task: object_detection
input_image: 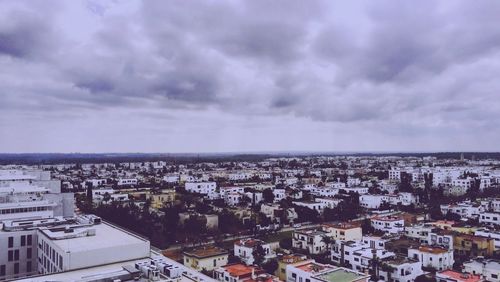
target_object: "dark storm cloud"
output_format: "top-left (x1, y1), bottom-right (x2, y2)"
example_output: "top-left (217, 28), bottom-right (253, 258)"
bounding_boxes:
top-left (74, 78), bottom-right (115, 94)
top-left (0, 11), bottom-right (55, 59)
top-left (2, 0), bottom-right (500, 152)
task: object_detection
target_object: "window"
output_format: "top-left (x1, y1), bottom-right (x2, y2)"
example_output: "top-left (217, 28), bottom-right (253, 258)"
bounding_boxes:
top-left (8, 237), bottom-right (14, 248)
top-left (21, 235), bottom-right (26, 246)
top-left (492, 274), bottom-right (498, 279)
top-left (27, 235), bottom-right (32, 245)
top-left (27, 248), bottom-right (32, 259)
top-left (27, 261), bottom-right (32, 272)
top-left (14, 263), bottom-right (19, 274)
top-left (8, 250), bottom-right (13, 261)
top-left (14, 250), bottom-right (19, 260)
top-left (0, 265), bottom-right (5, 276)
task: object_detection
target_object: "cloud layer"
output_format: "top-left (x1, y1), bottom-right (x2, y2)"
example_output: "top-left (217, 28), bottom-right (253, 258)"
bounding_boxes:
top-left (1, 0), bottom-right (500, 153)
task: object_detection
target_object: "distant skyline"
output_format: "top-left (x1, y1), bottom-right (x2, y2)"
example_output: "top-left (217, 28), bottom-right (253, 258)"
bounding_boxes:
top-left (1, 1), bottom-right (500, 153)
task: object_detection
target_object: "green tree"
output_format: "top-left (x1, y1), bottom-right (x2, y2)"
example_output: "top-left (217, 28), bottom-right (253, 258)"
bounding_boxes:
top-left (262, 259), bottom-right (279, 274)
top-left (252, 244), bottom-right (267, 266)
top-left (263, 188), bottom-right (275, 203)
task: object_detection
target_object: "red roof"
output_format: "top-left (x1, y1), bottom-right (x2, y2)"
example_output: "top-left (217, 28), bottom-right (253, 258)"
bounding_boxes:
top-left (437, 270), bottom-right (481, 282)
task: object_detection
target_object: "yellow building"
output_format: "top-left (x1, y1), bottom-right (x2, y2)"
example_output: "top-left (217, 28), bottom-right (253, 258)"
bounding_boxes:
top-left (454, 234), bottom-right (495, 257)
top-left (322, 223), bottom-right (363, 242)
top-left (183, 246), bottom-right (229, 271)
top-left (276, 254), bottom-right (308, 280)
top-left (149, 189), bottom-right (176, 209)
top-left (429, 220), bottom-right (477, 235)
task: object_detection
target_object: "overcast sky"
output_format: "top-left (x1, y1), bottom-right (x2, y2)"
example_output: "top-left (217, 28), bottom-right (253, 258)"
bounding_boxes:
top-left (1, 0), bottom-right (500, 153)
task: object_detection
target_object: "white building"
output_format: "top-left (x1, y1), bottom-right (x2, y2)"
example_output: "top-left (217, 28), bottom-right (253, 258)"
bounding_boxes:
top-left (37, 216), bottom-right (150, 274)
top-left (405, 224), bottom-right (434, 244)
top-left (331, 241), bottom-right (394, 273)
top-left (428, 231), bottom-right (454, 250)
top-left (340, 187), bottom-right (369, 194)
top-left (185, 182), bottom-right (217, 195)
top-left (163, 174), bottom-right (180, 183)
top-left (315, 198), bottom-right (343, 209)
top-left (408, 246), bottom-right (454, 271)
top-left (463, 259), bottom-right (500, 282)
top-left (479, 212), bottom-right (500, 226)
top-left (273, 189), bottom-right (286, 202)
top-left (491, 199), bottom-right (500, 212)
top-left (322, 223), bottom-right (362, 242)
top-left (308, 187), bottom-right (338, 198)
top-left (233, 239), bottom-right (275, 265)
top-left (371, 216), bottom-right (405, 234)
top-left (378, 257), bottom-right (423, 282)
top-left (293, 201), bottom-right (327, 214)
top-left (85, 179), bottom-right (107, 187)
top-left (440, 202), bottom-right (483, 219)
top-left (475, 229), bottom-right (500, 250)
top-left (117, 178), bottom-right (138, 186)
top-left (292, 228), bottom-right (328, 255)
top-left (451, 177), bottom-right (475, 190)
top-left (16, 251), bottom-right (215, 282)
top-left (286, 260), bottom-right (369, 282)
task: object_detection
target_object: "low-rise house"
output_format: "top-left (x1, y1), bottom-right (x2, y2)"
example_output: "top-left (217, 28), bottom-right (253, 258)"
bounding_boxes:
top-left (371, 216), bottom-right (405, 234)
top-left (179, 212), bottom-right (219, 230)
top-left (183, 246), bottom-right (228, 271)
top-left (334, 241), bottom-right (395, 273)
top-left (428, 230), bottom-right (454, 250)
top-left (463, 259), bottom-right (500, 282)
top-left (378, 256), bottom-right (423, 282)
top-left (408, 246), bottom-right (454, 271)
top-left (440, 202), bottom-right (483, 219)
top-left (276, 254), bottom-right (308, 281)
top-left (315, 198), bottom-right (343, 209)
top-left (246, 191), bottom-right (263, 204)
top-left (234, 239), bottom-right (276, 265)
top-left (149, 190), bottom-right (176, 209)
top-left (362, 235), bottom-right (390, 249)
top-left (475, 228), bottom-right (500, 250)
top-left (85, 179), bottom-right (107, 187)
top-left (260, 204), bottom-right (297, 223)
top-left (117, 178), bottom-right (138, 186)
top-left (322, 223), bottom-right (362, 242)
top-left (308, 187), bottom-right (338, 198)
top-left (185, 182), bottom-right (217, 195)
top-left (435, 270), bottom-right (482, 282)
top-left (479, 212), bottom-right (500, 226)
top-left (454, 233), bottom-right (495, 257)
top-left (215, 263), bottom-right (279, 282)
top-left (405, 224), bottom-right (435, 244)
top-left (286, 260), bottom-right (369, 282)
top-left (292, 228), bottom-right (328, 255)
top-left (293, 201), bottom-right (327, 214)
top-left (163, 174), bottom-right (179, 183)
top-left (339, 187), bottom-right (369, 194)
top-left (273, 189), bottom-right (286, 202)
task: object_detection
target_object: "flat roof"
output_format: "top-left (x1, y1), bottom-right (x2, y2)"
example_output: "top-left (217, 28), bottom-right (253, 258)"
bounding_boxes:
top-left (418, 246), bottom-right (449, 254)
top-left (14, 258), bottom-right (151, 282)
top-left (39, 221), bottom-right (149, 253)
top-left (315, 268), bottom-right (369, 282)
top-left (183, 246), bottom-right (228, 259)
top-left (222, 263), bottom-right (263, 277)
top-left (295, 262), bottom-right (333, 273)
top-left (437, 270), bottom-right (481, 282)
